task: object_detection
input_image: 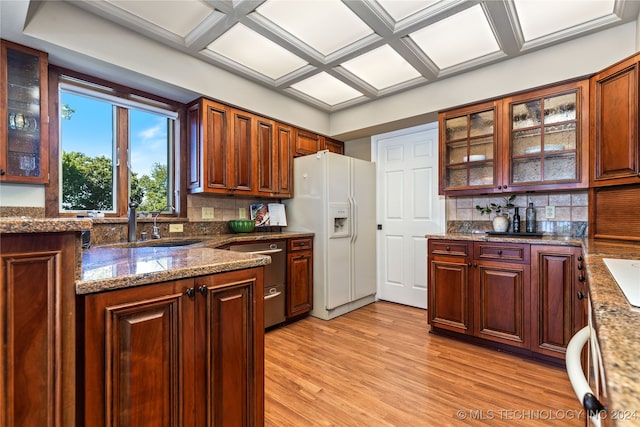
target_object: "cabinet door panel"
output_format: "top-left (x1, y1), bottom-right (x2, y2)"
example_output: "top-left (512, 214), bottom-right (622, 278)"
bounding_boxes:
top-left (294, 129), bottom-right (321, 157)
top-left (531, 245), bottom-right (583, 357)
top-left (429, 259), bottom-right (470, 334)
top-left (591, 59), bottom-right (640, 185)
top-left (231, 110), bottom-right (254, 193)
top-left (256, 119), bottom-right (276, 194)
top-left (276, 124), bottom-right (293, 197)
top-left (204, 102), bottom-right (230, 190)
top-left (287, 251), bottom-right (313, 318)
top-left (475, 263), bottom-right (529, 347)
top-left (82, 280), bottom-right (195, 427)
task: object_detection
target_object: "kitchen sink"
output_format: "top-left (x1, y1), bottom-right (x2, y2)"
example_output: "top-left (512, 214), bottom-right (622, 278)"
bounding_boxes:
top-left (143, 239), bottom-right (203, 248)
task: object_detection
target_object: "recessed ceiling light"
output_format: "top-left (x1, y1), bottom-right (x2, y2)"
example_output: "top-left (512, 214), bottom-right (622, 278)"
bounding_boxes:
top-left (514, 0), bottom-right (615, 41)
top-left (255, 0), bottom-right (373, 56)
top-left (341, 45), bottom-right (421, 90)
top-left (409, 4), bottom-right (500, 69)
top-left (205, 24), bottom-right (308, 80)
top-left (290, 72), bottom-right (363, 106)
top-left (106, 0), bottom-right (212, 37)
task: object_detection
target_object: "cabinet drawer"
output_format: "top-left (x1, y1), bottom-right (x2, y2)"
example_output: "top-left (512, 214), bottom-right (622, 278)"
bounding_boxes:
top-left (474, 242), bottom-right (529, 263)
top-left (289, 237), bottom-right (313, 251)
top-left (429, 240), bottom-right (469, 257)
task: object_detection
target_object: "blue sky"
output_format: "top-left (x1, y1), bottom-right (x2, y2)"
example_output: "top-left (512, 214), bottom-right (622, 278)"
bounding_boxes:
top-left (60, 92), bottom-right (168, 176)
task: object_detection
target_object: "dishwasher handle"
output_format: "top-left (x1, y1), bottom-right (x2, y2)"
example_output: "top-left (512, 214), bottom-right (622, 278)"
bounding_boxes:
top-left (244, 248), bottom-right (283, 255)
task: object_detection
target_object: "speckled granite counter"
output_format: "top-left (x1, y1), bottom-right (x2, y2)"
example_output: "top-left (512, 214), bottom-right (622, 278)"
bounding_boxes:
top-left (427, 233), bottom-right (640, 425)
top-left (0, 217), bottom-right (92, 233)
top-left (78, 232), bottom-right (314, 294)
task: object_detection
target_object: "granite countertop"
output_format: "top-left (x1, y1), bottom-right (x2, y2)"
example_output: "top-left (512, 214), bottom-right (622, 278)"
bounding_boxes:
top-left (425, 232), bottom-right (582, 246)
top-left (427, 233), bottom-right (640, 424)
top-left (78, 231), bottom-right (314, 294)
top-left (0, 217), bottom-right (92, 233)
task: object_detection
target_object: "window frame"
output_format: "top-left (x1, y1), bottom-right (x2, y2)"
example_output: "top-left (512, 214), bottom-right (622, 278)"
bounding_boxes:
top-left (47, 66), bottom-right (187, 218)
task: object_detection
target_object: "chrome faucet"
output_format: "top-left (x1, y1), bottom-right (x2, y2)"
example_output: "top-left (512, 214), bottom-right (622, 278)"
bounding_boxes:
top-left (127, 200), bottom-right (139, 242)
top-left (152, 211), bottom-right (162, 239)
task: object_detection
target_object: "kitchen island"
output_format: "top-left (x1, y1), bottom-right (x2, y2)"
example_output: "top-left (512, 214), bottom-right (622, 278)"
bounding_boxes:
top-left (427, 233), bottom-right (640, 426)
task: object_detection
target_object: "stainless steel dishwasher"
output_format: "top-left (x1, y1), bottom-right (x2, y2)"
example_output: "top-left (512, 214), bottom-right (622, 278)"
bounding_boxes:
top-left (229, 241), bottom-right (286, 328)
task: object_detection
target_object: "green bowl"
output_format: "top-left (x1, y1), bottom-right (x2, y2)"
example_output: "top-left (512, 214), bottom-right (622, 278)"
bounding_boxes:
top-left (228, 219), bottom-right (256, 233)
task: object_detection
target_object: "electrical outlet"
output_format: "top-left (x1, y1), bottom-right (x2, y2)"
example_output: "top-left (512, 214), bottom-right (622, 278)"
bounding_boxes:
top-left (545, 205), bottom-right (556, 219)
top-left (238, 207), bottom-right (247, 218)
top-left (169, 223), bottom-right (183, 233)
top-left (202, 207), bottom-right (214, 219)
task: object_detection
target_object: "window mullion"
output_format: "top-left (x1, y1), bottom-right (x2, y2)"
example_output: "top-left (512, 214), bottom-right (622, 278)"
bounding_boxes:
top-left (116, 106), bottom-right (129, 217)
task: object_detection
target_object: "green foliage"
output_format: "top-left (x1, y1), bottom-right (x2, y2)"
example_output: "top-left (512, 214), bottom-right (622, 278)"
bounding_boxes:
top-left (62, 151), bottom-right (113, 210)
top-left (62, 152), bottom-right (168, 213)
top-left (61, 104), bottom-right (75, 120)
top-left (475, 194), bottom-right (516, 216)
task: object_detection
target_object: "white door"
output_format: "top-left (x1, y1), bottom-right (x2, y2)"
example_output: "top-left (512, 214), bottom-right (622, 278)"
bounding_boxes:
top-left (373, 123), bottom-right (444, 308)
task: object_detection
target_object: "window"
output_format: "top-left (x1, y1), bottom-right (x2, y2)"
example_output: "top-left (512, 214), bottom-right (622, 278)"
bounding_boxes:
top-left (56, 76), bottom-right (178, 216)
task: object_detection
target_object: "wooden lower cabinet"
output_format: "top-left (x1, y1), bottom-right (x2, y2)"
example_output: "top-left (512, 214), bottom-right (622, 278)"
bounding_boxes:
top-left (474, 261), bottom-right (529, 348)
top-left (428, 256), bottom-right (471, 334)
top-left (286, 238), bottom-right (313, 319)
top-left (80, 267), bottom-right (264, 427)
top-left (0, 232), bottom-right (78, 427)
top-left (531, 245), bottom-right (586, 358)
top-left (428, 239), bottom-right (584, 360)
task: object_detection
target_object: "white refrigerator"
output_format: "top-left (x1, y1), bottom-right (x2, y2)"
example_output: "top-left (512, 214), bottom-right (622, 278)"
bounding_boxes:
top-left (284, 151), bottom-right (376, 320)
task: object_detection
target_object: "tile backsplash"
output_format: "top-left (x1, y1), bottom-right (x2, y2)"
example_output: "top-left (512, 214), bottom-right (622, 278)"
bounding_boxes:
top-left (446, 190), bottom-right (588, 236)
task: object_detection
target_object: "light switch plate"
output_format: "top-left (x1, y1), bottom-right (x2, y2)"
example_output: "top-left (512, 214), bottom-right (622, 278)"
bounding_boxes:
top-left (545, 205), bottom-right (556, 219)
top-left (169, 223), bottom-right (183, 233)
top-left (238, 207), bottom-right (247, 218)
top-left (202, 207), bottom-right (214, 219)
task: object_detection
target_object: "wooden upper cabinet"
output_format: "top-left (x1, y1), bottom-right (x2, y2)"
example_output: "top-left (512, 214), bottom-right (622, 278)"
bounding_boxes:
top-left (323, 137), bottom-right (344, 155)
top-left (229, 108), bottom-right (256, 195)
top-left (438, 79), bottom-right (589, 195)
top-left (590, 53), bottom-right (640, 186)
top-left (503, 79), bottom-right (589, 192)
top-left (275, 123), bottom-right (293, 198)
top-left (439, 100), bottom-right (501, 195)
top-left (1, 40), bottom-right (49, 183)
top-left (294, 128), bottom-right (322, 157)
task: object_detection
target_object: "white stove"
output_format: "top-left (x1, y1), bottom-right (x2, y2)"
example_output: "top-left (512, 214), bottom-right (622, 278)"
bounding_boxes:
top-left (603, 258), bottom-right (640, 308)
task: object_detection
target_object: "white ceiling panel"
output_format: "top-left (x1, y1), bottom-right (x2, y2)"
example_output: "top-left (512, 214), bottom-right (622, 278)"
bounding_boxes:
top-left (291, 72), bottom-right (363, 106)
top-left (64, 0), bottom-right (638, 112)
top-left (205, 24), bottom-right (308, 80)
top-left (341, 45), bottom-right (421, 90)
top-left (514, 0), bottom-right (616, 41)
top-left (255, 0), bottom-right (374, 56)
top-left (105, 0), bottom-right (212, 37)
top-left (409, 5), bottom-right (500, 69)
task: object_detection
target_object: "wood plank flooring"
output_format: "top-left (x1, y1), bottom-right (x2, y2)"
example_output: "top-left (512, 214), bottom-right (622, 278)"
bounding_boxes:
top-left (264, 301), bottom-right (584, 426)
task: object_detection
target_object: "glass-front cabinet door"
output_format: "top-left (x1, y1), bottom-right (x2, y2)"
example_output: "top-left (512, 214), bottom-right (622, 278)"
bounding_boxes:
top-left (504, 80), bottom-right (589, 191)
top-left (439, 101), bottom-right (501, 194)
top-left (1, 40), bottom-right (49, 183)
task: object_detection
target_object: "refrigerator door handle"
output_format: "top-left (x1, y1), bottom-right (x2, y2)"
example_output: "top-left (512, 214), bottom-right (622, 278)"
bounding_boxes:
top-left (350, 196), bottom-right (358, 243)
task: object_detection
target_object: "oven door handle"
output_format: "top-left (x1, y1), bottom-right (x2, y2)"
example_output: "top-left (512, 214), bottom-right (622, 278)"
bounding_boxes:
top-left (264, 291), bottom-right (282, 300)
top-left (245, 248), bottom-right (283, 255)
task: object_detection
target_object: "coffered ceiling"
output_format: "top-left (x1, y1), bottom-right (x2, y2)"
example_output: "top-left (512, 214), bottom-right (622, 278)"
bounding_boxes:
top-left (67, 0), bottom-right (637, 112)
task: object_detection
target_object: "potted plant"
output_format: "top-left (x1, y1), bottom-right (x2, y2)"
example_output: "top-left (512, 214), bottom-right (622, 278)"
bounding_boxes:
top-left (475, 194), bottom-right (516, 232)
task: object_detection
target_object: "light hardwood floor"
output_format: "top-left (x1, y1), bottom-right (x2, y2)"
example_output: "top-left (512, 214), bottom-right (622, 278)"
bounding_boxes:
top-left (264, 301), bottom-right (584, 426)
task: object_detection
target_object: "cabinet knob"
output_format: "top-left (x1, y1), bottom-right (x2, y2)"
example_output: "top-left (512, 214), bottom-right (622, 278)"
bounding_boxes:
top-left (577, 264), bottom-right (583, 270)
top-left (474, 263), bottom-right (478, 268)
top-left (578, 275), bottom-right (585, 282)
top-left (446, 246), bottom-right (451, 251)
top-left (577, 291), bottom-right (586, 300)
top-left (199, 285), bottom-right (208, 295)
top-left (577, 256), bottom-right (583, 262)
top-left (468, 262), bottom-right (472, 268)
top-left (503, 184), bottom-right (507, 189)
top-left (497, 249), bottom-right (502, 255)
top-left (497, 185), bottom-right (502, 190)
top-left (186, 288), bottom-right (195, 297)
top-left (0, 169), bottom-right (5, 176)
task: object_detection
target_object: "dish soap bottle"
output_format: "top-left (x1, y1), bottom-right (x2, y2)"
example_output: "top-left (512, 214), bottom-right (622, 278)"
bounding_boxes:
top-left (526, 202), bottom-right (536, 233)
top-left (512, 207), bottom-right (521, 233)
